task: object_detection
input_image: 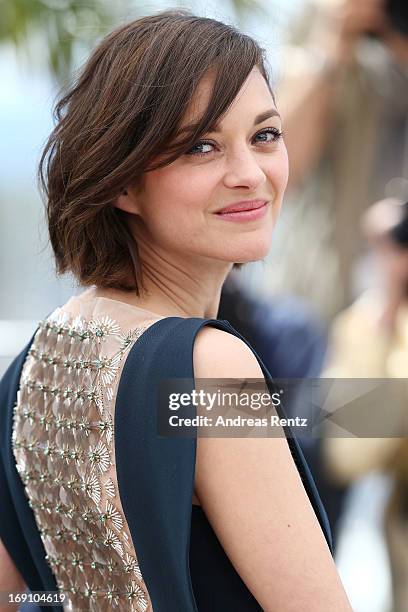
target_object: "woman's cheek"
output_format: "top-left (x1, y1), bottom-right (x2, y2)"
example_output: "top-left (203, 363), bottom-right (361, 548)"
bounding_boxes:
top-left (177, 168), bottom-right (214, 205)
top-left (277, 146), bottom-right (289, 190)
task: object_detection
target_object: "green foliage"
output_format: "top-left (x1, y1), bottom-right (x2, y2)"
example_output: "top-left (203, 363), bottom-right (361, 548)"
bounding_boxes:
top-left (0, 0), bottom-right (120, 81)
top-left (0, 0), bottom-right (265, 81)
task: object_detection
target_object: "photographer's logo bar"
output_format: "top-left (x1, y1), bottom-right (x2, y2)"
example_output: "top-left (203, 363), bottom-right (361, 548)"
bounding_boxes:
top-left (157, 377), bottom-right (408, 438)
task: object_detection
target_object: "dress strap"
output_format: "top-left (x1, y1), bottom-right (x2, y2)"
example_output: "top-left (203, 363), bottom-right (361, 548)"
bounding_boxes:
top-left (115, 316), bottom-right (333, 612)
top-left (0, 328), bottom-right (62, 611)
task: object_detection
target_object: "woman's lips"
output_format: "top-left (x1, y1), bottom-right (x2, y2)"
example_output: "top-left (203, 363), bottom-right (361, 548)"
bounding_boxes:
top-left (215, 201), bottom-right (268, 222)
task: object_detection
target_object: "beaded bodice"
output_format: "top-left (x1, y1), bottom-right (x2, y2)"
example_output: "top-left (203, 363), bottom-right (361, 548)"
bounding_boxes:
top-left (11, 290), bottom-right (164, 611)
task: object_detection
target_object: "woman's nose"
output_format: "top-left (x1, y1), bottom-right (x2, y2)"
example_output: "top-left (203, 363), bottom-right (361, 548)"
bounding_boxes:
top-left (223, 150), bottom-right (266, 190)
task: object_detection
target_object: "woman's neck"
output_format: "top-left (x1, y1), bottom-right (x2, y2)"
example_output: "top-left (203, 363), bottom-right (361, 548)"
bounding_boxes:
top-left (89, 279), bottom-right (227, 320)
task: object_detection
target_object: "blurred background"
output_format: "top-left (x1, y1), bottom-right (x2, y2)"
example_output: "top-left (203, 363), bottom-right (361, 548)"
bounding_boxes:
top-left (1, 0), bottom-right (408, 610)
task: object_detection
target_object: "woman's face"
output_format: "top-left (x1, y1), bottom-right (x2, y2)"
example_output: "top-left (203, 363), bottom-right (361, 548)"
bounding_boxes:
top-left (119, 66), bottom-right (288, 267)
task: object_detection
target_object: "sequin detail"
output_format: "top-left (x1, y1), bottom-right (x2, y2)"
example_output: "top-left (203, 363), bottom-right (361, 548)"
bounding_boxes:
top-left (12, 308), bottom-right (151, 611)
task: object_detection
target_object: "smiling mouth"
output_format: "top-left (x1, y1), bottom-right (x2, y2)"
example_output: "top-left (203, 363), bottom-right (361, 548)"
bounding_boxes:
top-left (214, 202), bottom-right (269, 222)
top-left (215, 199), bottom-right (268, 214)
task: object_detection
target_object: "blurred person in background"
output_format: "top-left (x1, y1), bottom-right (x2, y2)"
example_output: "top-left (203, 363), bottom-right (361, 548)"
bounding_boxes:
top-left (271, 0), bottom-right (408, 321)
top-left (322, 198), bottom-right (408, 382)
top-left (219, 272), bottom-right (327, 383)
top-left (322, 199), bottom-right (408, 611)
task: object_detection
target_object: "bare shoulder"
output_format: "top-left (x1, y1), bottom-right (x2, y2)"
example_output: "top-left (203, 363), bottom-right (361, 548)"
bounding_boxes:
top-left (191, 326), bottom-right (352, 611)
top-left (193, 325), bottom-right (264, 379)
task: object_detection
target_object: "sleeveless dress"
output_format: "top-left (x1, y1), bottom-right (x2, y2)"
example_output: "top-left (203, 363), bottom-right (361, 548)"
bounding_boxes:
top-left (0, 289), bottom-right (333, 611)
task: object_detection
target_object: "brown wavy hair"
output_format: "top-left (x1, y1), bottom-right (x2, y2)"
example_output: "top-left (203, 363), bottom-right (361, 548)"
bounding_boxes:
top-left (39, 8), bottom-right (274, 293)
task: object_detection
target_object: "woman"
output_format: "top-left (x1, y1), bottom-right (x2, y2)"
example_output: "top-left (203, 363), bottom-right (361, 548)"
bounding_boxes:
top-left (0, 9), bottom-right (352, 611)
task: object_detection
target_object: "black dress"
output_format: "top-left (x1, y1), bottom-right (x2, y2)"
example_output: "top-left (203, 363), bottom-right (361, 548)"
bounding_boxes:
top-left (0, 312), bottom-right (332, 611)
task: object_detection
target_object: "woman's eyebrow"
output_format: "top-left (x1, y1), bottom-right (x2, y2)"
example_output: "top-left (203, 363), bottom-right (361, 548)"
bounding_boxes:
top-left (178, 108), bottom-right (280, 137)
top-left (209, 108), bottom-right (281, 133)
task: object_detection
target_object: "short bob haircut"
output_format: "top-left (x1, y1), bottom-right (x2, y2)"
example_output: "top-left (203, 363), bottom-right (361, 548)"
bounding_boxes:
top-left (39, 8), bottom-right (275, 293)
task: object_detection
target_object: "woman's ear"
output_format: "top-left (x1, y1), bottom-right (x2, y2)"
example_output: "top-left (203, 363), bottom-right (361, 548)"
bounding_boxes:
top-left (114, 187), bottom-right (140, 214)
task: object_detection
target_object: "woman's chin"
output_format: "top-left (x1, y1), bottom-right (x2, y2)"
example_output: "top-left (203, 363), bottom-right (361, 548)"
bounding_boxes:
top-left (223, 243), bottom-right (272, 264)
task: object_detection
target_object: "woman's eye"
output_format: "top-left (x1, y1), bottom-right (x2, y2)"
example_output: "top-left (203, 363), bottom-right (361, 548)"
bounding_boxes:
top-left (185, 127), bottom-right (283, 158)
top-left (186, 141), bottom-right (215, 157)
top-left (253, 127), bottom-right (283, 144)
